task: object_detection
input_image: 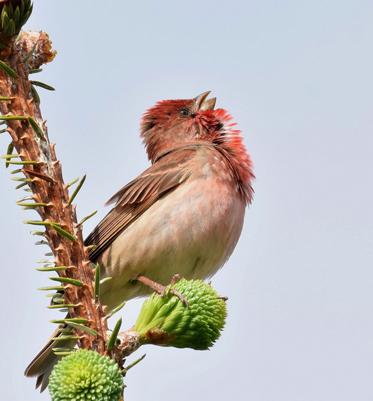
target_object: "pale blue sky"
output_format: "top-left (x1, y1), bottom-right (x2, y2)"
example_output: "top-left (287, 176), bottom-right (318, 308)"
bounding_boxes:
top-left (1, 1), bottom-right (373, 400)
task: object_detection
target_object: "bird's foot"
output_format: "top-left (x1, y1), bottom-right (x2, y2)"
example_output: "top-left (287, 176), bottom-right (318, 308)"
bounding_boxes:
top-left (136, 275), bottom-right (165, 294)
top-left (170, 273), bottom-right (182, 285)
top-left (166, 288), bottom-right (189, 307)
top-left (136, 274), bottom-right (188, 307)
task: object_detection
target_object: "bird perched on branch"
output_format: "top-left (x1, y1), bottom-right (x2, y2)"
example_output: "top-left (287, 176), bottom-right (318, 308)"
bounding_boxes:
top-left (25, 91), bottom-right (255, 390)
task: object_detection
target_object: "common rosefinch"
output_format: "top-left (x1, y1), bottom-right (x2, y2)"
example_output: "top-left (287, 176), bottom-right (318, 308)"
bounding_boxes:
top-left (25, 91), bottom-right (254, 390)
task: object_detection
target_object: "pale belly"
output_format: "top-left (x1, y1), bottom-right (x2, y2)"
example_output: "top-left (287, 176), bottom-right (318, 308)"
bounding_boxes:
top-left (98, 178), bottom-right (245, 310)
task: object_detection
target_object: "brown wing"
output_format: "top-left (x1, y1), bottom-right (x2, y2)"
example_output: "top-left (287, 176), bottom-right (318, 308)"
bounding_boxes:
top-left (85, 147), bottom-right (197, 261)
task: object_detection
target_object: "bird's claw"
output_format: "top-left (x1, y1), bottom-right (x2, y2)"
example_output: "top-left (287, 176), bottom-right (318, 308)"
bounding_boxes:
top-left (165, 287), bottom-right (189, 307)
top-left (136, 274), bottom-right (189, 307)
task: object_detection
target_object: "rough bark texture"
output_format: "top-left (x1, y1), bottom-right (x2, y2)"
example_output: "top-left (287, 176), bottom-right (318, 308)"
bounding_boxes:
top-left (0, 31), bottom-right (109, 353)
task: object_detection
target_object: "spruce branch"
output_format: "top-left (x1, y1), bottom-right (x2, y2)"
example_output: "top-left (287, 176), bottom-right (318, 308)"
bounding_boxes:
top-left (0, 29), bottom-right (110, 354)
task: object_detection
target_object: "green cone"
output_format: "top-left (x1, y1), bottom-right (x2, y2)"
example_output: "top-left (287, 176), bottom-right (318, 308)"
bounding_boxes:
top-left (49, 349), bottom-right (123, 401)
top-left (134, 279), bottom-right (227, 350)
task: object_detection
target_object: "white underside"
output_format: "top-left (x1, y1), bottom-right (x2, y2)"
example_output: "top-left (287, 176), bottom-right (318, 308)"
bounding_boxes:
top-left (98, 172), bottom-right (245, 310)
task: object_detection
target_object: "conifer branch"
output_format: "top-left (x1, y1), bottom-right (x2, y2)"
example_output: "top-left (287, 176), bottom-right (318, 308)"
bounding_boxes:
top-left (0, 29), bottom-right (110, 355)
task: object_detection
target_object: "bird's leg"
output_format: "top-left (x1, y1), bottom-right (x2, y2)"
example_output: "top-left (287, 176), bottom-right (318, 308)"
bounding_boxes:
top-left (136, 274), bottom-right (188, 306)
top-left (136, 275), bottom-right (165, 294)
top-left (167, 274), bottom-right (189, 305)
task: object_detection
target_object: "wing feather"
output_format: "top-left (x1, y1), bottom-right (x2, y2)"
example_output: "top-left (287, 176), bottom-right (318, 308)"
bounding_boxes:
top-left (85, 147), bottom-right (197, 261)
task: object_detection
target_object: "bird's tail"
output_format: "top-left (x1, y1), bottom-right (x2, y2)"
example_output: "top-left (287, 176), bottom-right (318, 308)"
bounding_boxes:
top-left (24, 324), bottom-right (77, 392)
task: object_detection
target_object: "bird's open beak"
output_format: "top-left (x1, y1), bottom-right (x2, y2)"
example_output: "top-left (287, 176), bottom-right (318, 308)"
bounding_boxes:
top-left (194, 91), bottom-right (216, 111)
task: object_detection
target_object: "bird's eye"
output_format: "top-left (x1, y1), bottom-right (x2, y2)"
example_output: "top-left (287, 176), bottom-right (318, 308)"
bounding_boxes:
top-left (179, 108), bottom-right (190, 117)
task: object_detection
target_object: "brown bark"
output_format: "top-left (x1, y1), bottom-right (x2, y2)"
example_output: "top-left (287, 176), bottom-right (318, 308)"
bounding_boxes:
top-left (0, 31), bottom-right (109, 354)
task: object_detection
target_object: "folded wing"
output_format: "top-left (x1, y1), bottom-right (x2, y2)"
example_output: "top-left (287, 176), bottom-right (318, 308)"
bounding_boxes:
top-left (85, 147), bottom-right (197, 261)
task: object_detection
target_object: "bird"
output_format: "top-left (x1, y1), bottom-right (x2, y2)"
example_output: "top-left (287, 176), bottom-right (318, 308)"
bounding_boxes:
top-left (25, 91), bottom-right (255, 391)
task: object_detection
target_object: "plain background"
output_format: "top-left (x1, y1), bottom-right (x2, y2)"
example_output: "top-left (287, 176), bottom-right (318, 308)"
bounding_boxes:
top-left (0, 1), bottom-right (372, 400)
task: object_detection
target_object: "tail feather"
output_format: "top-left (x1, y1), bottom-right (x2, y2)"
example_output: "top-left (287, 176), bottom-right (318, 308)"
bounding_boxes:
top-left (25, 324), bottom-right (77, 392)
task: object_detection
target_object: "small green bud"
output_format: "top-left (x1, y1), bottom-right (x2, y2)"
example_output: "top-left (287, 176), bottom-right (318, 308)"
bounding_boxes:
top-left (134, 279), bottom-right (227, 350)
top-left (49, 349), bottom-right (123, 401)
top-left (0, 0), bottom-right (33, 39)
